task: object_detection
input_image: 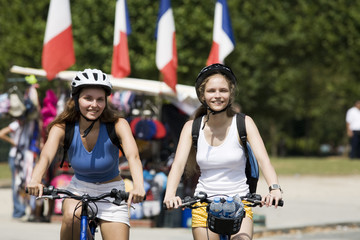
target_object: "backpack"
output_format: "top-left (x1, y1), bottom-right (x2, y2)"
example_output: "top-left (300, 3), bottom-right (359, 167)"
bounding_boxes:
top-left (60, 122), bottom-right (124, 168)
top-left (191, 113), bottom-right (259, 193)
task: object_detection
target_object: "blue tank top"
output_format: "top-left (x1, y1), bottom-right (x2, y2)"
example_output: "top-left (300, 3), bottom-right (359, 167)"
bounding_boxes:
top-left (68, 122), bottom-right (120, 183)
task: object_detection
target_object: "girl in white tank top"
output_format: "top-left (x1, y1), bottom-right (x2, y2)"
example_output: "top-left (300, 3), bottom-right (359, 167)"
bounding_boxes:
top-left (163, 63), bottom-right (283, 240)
top-left (195, 115), bottom-right (249, 197)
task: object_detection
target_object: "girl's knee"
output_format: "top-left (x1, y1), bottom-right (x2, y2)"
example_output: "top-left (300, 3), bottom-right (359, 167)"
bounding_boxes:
top-left (60, 210), bottom-right (81, 240)
top-left (232, 233), bottom-right (252, 240)
top-left (61, 200), bottom-right (81, 223)
top-left (61, 208), bottom-right (79, 225)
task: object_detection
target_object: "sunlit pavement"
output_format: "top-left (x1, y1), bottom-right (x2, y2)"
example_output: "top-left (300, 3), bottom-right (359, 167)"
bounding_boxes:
top-left (1, 175), bottom-right (360, 239)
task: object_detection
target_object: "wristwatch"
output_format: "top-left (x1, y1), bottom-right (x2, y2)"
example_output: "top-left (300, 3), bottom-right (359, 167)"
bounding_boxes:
top-left (269, 184), bottom-right (283, 193)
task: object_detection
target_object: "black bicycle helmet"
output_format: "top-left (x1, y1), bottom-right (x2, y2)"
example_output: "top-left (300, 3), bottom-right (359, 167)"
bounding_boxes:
top-left (195, 63), bottom-right (236, 101)
top-left (195, 64), bottom-right (237, 128)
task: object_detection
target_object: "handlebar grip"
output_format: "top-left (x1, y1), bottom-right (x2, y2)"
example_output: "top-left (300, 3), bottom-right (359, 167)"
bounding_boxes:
top-left (125, 192), bottom-right (147, 201)
top-left (163, 196), bottom-right (199, 210)
top-left (162, 202), bottom-right (186, 210)
top-left (25, 186), bottom-right (55, 195)
top-left (120, 191), bottom-right (129, 201)
top-left (43, 187), bottom-right (52, 195)
top-left (276, 199), bottom-right (284, 207)
top-left (119, 191), bottom-right (146, 201)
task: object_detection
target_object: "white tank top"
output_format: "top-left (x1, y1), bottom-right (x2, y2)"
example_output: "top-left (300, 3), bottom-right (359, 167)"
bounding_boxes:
top-left (194, 115), bottom-right (249, 197)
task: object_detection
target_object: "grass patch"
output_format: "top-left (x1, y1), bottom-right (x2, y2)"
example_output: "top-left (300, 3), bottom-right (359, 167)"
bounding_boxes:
top-left (0, 162), bottom-right (11, 179)
top-left (0, 157), bottom-right (359, 179)
top-left (270, 156), bottom-right (360, 176)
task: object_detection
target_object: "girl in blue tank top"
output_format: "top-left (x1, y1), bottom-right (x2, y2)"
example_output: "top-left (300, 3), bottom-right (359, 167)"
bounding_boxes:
top-left (27, 69), bottom-right (145, 240)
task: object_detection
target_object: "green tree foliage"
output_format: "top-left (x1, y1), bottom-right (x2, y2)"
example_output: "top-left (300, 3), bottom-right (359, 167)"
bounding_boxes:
top-left (0, 0), bottom-right (359, 155)
top-left (0, 1), bottom-right (47, 89)
top-left (228, 0), bottom-right (360, 155)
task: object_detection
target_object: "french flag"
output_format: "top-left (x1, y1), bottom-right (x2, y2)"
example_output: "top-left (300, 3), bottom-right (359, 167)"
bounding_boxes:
top-left (42, 0), bottom-right (75, 80)
top-left (155, 0), bottom-right (178, 93)
top-left (111, 0), bottom-right (131, 78)
top-left (206, 0), bottom-right (235, 66)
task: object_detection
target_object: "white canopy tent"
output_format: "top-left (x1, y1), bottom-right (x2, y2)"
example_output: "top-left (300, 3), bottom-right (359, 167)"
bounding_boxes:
top-left (10, 65), bottom-right (200, 115)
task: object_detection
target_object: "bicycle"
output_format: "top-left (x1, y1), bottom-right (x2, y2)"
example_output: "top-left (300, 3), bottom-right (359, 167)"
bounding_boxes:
top-left (27, 185), bottom-right (129, 240)
top-left (164, 192), bottom-right (284, 240)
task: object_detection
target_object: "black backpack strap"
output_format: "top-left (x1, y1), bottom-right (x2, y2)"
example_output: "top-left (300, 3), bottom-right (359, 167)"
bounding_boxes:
top-left (236, 113), bottom-right (257, 193)
top-left (191, 117), bottom-right (202, 149)
top-left (60, 122), bottom-right (75, 168)
top-left (236, 113), bottom-right (249, 159)
top-left (105, 122), bottom-right (125, 156)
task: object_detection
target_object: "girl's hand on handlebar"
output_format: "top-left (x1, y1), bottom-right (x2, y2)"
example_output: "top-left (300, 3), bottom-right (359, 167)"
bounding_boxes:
top-left (163, 196), bottom-right (182, 209)
top-left (128, 187), bottom-right (145, 207)
top-left (262, 189), bottom-right (282, 208)
top-left (26, 182), bottom-right (44, 197)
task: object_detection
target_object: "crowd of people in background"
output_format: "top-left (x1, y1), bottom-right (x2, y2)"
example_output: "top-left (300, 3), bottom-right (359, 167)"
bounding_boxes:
top-left (0, 76), bottom-right (48, 221)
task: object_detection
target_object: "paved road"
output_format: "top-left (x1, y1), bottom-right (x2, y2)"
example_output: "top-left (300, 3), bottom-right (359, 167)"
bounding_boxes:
top-left (2, 218), bottom-right (360, 240)
top-left (257, 227), bottom-right (360, 240)
top-left (1, 175), bottom-right (360, 239)
top-left (253, 175), bottom-right (360, 230)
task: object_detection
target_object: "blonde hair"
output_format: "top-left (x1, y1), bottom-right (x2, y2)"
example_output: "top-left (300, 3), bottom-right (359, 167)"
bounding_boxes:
top-left (184, 73), bottom-right (238, 178)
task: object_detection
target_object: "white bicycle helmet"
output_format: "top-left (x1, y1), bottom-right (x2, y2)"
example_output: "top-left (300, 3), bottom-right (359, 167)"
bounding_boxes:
top-left (72, 69), bottom-right (112, 96)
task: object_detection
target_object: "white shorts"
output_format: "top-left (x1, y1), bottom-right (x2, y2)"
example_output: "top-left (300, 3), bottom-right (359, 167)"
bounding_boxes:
top-left (66, 176), bottom-right (130, 226)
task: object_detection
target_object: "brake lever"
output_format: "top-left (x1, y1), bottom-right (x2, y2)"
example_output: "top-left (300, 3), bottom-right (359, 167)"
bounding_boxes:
top-left (36, 194), bottom-right (60, 200)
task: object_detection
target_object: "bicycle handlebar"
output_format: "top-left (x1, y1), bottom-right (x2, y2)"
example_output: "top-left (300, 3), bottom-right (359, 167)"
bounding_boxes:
top-left (163, 192), bottom-right (284, 210)
top-left (26, 185), bottom-right (129, 206)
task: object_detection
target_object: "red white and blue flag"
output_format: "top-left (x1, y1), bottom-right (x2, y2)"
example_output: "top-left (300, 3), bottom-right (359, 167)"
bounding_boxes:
top-left (42, 0), bottom-right (75, 80)
top-left (111, 0), bottom-right (131, 78)
top-left (155, 0), bottom-right (178, 92)
top-left (206, 0), bottom-right (235, 66)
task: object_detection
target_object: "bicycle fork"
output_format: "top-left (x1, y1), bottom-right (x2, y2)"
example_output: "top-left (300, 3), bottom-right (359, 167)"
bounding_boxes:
top-left (80, 204), bottom-right (89, 240)
top-left (80, 215), bottom-right (89, 240)
top-left (80, 200), bottom-right (96, 240)
top-left (220, 234), bottom-right (231, 240)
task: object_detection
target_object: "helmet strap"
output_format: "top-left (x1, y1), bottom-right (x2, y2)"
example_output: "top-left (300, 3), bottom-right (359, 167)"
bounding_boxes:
top-left (74, 92), bottom-right (107, 137)
top-left (209, 104), bottom-right (230, 115)
top-left (80, 112), bottom-right (100, 138)
top-left (201, 104), bottom-right (231, 130)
